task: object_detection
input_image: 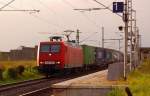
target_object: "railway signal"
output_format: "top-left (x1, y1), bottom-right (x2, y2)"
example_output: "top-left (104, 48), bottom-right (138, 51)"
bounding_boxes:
top-left (113, 2), bottom-right (124, 13)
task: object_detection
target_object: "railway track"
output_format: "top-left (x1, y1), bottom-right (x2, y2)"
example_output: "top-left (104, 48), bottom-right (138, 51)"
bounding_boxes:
top-left (0, 76), bottom-right (71, 96)
top-left (0, 78), bottom-right (52, 96)
top-left (19, 69), bottom-right (108, 96)
top-left (19, 87), bottom-right (52, 96)
top-left (0, 78), bottom-right (46, 91)
top-left (0, 68), bottom-right (106, 96)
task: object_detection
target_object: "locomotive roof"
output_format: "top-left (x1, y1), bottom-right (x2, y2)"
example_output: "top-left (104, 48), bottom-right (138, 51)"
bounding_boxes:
top-left (40, 41), bottom-right (81, 48)
top-left (40, 41), bottom-right (63, 44)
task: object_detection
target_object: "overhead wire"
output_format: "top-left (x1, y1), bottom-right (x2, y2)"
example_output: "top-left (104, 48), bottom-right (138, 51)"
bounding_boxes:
top-left (80, 32), bottom-right (98, 43)
top-left (62, 0), bottom-right (77, 9)
top-left (62, 0), bottom-right (99, 28)
top-left (0, 1), bottom-right (64, 30)
top-left (0, 0), bottom-right (15, 10)
top-left (62, 0), bottom-right (101, 43)
top-left (79, 0), bottom-right (123, 44)
top-left (30, 14), bottom-right (64, 29)
top-left (36, 0), bottom-right (66, 29)
top-left (0, 0), bottom-right (121, 43)
top-left (37, 0), bottom-right (58, 16)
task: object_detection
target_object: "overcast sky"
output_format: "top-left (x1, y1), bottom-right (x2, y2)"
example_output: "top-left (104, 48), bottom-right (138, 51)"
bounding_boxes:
top-left (0, 0), bottom-right (149, 51)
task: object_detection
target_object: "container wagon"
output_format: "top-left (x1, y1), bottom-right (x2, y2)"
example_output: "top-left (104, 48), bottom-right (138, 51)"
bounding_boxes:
top-left (81, 45), bottom-right (95, 67)
top-left (95, 47), bottom-right (108, 67)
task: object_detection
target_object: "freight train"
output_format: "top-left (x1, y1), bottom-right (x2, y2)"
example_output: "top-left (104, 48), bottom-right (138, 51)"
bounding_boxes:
top-left (37, 36), bottom-right (123, 76)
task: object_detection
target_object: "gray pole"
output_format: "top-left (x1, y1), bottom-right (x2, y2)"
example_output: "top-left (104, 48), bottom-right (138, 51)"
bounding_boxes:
top-left (123, 0), bottom-right (129, 80)
top-left (133, 10), bottom-right (137, 68)
top-left (119, 39), bottom-right (121, 51)
top-left (102, 27), bottom-right (104, 48)
top-left (76, 29), bottom-right (80, 44)
top-left (129, 0), bottom-right (133, 71)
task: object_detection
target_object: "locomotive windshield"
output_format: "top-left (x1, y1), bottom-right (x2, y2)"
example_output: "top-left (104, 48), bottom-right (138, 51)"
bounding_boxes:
top-left (50, 45), bottom-right (60, 53)
top-left (40, 44), bottom-right (50, 52)
top-left (40, 44), bottom-right (60, 53)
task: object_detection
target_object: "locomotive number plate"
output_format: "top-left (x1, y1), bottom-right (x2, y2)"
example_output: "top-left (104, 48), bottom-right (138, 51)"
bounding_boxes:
top-left (45, 61), bottom-right (55, 64)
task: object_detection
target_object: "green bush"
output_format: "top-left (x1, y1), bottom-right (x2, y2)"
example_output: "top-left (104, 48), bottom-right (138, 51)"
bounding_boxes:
top-left (0, 65), bottom-right (5, 80)
top-left (0, 69), bottom-right (3, 80)
top-left (16, 65), bottom-right (25, 75)
top-left (32, 66), bottom-right (39, 73)
top-left (7, 68), bottom-right (18, 79)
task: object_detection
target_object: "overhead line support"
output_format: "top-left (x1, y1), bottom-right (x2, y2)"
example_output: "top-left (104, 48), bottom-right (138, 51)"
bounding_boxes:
top-left (0, 10), bottom-right (40, 12)
top-left (0, 0), bottom-right (15, 10)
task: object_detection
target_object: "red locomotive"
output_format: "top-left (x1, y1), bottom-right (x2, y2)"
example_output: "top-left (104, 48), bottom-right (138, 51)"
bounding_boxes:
top-left (37, 36), bottom-right (83, 76)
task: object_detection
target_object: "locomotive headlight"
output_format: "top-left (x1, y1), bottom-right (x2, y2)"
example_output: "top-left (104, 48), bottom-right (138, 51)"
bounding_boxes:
top-left (56, 61), bottom-right (60, 64)
top-left (49, 53), bottom-right (52, 56)
top-left (40, 61), bottom-right (44, 64)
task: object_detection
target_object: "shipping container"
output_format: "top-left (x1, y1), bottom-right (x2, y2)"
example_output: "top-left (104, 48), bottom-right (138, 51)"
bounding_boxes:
top-left (81, 45), bottom-right (96, 65)
top-left (95, 47), bottom-right (106, 66)
top-left (105, 49), bottom-right (113, 64)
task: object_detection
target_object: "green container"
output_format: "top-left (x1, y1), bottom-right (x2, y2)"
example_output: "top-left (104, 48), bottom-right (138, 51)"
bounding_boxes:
top-left (82, 45), bottom-right (95, 65)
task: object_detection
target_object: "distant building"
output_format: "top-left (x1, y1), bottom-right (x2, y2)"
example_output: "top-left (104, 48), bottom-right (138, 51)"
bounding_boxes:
top-left (0, 52), bottom-right (10, 61)
top-left (0, 46), bottom-right (38, 61)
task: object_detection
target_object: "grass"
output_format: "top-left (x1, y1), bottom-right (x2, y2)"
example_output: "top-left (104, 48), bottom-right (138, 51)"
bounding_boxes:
top-left (0, 60), bottom-right (43, 85)
top-left (107, 87), bottom-right (126, 96)
top-left (127, 59), bottom-right (150, 96)
top-left (107, 59), bottom-right (150, 96)
top-left (0, 60), bottom-right (37, 69)
top-left (0, 70), bottom-right (42, 85)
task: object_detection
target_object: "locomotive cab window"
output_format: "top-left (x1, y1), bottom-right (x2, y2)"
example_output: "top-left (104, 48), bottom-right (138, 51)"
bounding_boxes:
top-left (50, 45), bottom-right (60, 53)
top-left (40, 44), bottom-right (51, 52)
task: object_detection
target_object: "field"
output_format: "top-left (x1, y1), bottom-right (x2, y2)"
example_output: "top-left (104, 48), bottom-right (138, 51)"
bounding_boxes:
top-left (107, 59), bottom-right (150, 96)
top-left (1, 59), bottom-right (150, 95)
top-left (0, 60), bottom-right (37, 68)
top-left (0, 60), bottom-right (42, 85)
